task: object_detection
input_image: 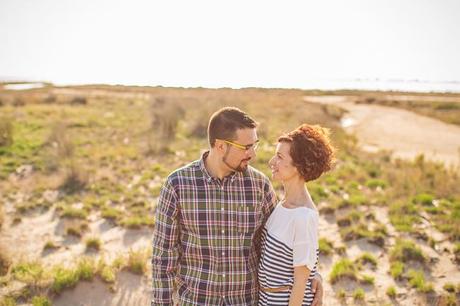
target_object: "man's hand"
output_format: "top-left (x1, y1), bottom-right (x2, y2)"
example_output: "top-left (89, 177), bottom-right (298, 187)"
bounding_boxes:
top-left (311, 274), bottom-right (323, 306)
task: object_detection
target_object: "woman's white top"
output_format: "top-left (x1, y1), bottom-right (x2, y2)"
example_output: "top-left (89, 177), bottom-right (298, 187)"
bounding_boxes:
top-left (258, 202), bottom-right (319, 306)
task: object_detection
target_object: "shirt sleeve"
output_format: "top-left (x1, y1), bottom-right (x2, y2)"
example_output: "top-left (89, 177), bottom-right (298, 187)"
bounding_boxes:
top-left (152, 177), bottom-right (180, 306)
top-left (292, 211), bottom-right (319, 271)
top-left (254, 179), bottom-right (277, 259)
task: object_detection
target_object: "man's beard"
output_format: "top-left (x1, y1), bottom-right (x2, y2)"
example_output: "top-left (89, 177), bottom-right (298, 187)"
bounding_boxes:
top-left (223, 149), bottom-right (250, 172)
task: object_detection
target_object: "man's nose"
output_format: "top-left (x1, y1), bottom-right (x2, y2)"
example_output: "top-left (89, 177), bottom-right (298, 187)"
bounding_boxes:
top-left (247, 148), bottom-right (256, 159)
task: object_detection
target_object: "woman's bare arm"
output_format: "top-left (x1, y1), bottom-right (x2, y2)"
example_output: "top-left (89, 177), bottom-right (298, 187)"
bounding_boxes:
top-left (288, 265), bottom-right (311, 306)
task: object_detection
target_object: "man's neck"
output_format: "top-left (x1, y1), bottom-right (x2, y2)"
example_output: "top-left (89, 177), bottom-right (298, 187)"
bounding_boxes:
top-left (205, 150), bottom-right (233, 180)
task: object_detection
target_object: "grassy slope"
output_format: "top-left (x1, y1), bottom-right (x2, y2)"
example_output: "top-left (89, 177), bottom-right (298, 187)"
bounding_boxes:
top-left (0, 85), bottom-right (459, 304)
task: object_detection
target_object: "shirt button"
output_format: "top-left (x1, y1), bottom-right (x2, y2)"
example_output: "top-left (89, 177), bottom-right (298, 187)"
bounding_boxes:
top-left (222, 252), bottom-right (225, 256)
top-left (221, 230), bottom-right (225, 234)
top-left (221, 207), bottom-right (224, 211)
top-left (223, 274), bottom-right (226, 278)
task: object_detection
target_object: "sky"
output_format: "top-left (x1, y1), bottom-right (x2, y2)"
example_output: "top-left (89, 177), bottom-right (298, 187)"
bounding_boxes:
top-left (1, 0), bottom-right (460, 90)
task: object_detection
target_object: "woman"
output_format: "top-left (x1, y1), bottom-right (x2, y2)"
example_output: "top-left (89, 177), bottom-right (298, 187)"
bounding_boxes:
top-left (258, 124), bottom-right (335, 306)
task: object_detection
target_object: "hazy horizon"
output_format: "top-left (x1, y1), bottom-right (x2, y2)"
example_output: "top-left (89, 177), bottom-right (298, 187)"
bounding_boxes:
top-left (1, 0), bottom-right (460, 92)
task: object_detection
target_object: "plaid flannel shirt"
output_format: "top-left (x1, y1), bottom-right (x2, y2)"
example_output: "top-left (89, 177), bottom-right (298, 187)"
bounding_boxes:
top-left (152, 151), bottom-right (277, 305)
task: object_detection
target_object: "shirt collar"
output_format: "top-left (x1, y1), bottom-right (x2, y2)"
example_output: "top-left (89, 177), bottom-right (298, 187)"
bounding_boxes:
top-left (199, 150), bottom-right (240, 183)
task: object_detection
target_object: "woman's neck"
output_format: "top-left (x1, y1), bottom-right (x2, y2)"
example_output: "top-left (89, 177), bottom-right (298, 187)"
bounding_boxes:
top-left (282, 178), bottom-right (315, 209)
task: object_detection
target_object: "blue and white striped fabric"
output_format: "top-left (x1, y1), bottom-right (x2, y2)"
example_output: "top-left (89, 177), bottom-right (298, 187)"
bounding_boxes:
top-left (258, 204), bottom-right (319, 306)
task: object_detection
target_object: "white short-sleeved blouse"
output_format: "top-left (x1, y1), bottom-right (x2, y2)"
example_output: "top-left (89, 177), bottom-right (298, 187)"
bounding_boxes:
top-left (258, 202), bottom-right (319, 306)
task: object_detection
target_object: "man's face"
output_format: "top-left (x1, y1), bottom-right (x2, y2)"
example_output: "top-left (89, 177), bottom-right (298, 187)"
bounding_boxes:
top-left (220, 128), bottom-right (258, 172)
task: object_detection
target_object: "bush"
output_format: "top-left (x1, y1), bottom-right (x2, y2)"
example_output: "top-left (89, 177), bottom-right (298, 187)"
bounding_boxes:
top-left (390, 239), bottom-right (426, 263)
top-left (61, 207), bottom-right (89, 219)
top-left (355, 252), bottom-right (378, 268)
top-left (318, 238), bottom-right (333, 256)
top-left (85, 237), bottom-right (102, 251)
top-left (147, 97), bottom-right (185, 153)
top-left (51, 266), bottom-right (80, 293)
top-left (386, 286), bottom-right (397, 298)
top-left (389, 261), bottom-right (404, 280)
top-left (443, 282), bottom-right (455, 293)
top-left (0, 117), bottom-right (13, 147)
top-left (31, 296), bottom-right (51, 306)
top-left (365, 178), bottom-right (387, 189)
top-left (413, 193), bottom-right (434, 206)
top-left (329, 259), bottom-right (358, 284)
top-left (69, 96), bottom-right (87, 105)
top-left (352, 287), bottom-right (365, 300)
top-left (407, 269), bottom-right (434, 293)
top-left (127, 249), bottom-right (149, 275)
top-left (77, 258), bottom-right (96, 281)
top-left (11, 261), bottom-right (44, 285)
top-left (0, 249), bottom-right (11, 276)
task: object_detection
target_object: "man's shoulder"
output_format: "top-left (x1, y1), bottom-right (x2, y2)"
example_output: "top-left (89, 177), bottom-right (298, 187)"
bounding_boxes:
top-left (165, 159), bottom-right (201, 183)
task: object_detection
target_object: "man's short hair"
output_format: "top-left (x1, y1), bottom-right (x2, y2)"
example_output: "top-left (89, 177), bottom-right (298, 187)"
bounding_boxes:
top-left (208, 107), bottom-right (258, 147)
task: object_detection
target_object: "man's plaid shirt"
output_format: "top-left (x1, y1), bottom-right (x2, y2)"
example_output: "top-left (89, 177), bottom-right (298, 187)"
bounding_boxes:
top-left (152, 152), bottom-right (277, 305)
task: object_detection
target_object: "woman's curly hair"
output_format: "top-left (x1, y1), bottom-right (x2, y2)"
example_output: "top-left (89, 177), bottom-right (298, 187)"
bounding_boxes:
top-left (278, 124), bottom-right (336, 182)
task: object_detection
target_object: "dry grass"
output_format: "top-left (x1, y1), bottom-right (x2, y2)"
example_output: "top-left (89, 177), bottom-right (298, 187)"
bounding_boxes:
top-left (0, 85), bottom-right (459, 304)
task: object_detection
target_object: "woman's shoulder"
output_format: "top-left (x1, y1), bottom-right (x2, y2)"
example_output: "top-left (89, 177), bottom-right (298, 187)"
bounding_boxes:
top-left (292, 207), bottom-right (319, 228)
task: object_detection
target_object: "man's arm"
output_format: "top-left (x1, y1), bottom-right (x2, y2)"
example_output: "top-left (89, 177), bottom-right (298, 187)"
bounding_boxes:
top-left (152, 178), bottom-right (180, 306)
top-left (310, 273), bottom-right (323, 306)
top-left (254, 180), bottom-right (277, 258)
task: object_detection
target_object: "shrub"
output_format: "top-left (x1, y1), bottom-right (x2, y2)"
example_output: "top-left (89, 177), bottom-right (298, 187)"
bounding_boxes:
top-left (355, 253), bottom-right (378, 268)
top-left (413, 193), bottom-right (434, 206)
top-left (127, 249), bottom-right (149, 275)
top-left (365, 179), bottom-right (387, 189)
top-left (443, 282), bottom-right (455, 293)
top-left (147, 97), bottom-right (185, 153)
top-left (389, 261), bottom-right (404, 280)
top-left (43, 241), bottom-right (59, 251)
top-left (0, 117), bottom-right (13, 147)
top-left (31, 296), bottom-right (51, 306)
top-left (390, 239), bottom-right (426, 263)
top-left (386, 286), bottom-right (397, 298)
top-left (329, 259), bottom-right (358, 284)
top-left (101, 207), bottom-right (123, 221)
top-left (407, 269), bottom-right (434, 293)
top-left (0, 205), bottom-right (4, 229)
top-left (46, 121), bottom-right (87, 192)
top-left (352, 287), bottom-right (365, 300)
top-left (0, 297), bottom-right (16, 306)
top-left (389, 202), bottom-right (420, 232)
top-left (337, 289), bottom-right (346, 300)
top-left (11, 261), bottom-right (45, 284)
top-left (318, 238), bottom-right (333, 256)
top-left (69, 96), bottom-right (87, 105)
top-left (61, 207), bottom-right (89, 219)
top-left (77, 258), bottom-right (96, 281)
top-left (0, 250), bottom-right (11, 276)
top-left (51, 266), bottom-right (80, 293)
top-left (360, 274), bottom-right (375, 285)
top-left (85, 237), bottom-right (102, 251)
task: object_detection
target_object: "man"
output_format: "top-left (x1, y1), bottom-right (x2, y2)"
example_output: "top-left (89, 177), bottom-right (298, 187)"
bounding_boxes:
top-left (152, 107), bottom-right (323, 305)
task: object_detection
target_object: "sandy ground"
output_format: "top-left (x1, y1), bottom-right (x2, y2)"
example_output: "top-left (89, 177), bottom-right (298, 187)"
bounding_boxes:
top-left (2, 93), bottom-right (460, 305)
top-left (303, 95), bottom-right (460, 169)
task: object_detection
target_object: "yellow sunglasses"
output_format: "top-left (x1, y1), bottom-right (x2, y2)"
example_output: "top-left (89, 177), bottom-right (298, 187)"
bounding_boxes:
top-left (217, 139), bottom-right (260, 151)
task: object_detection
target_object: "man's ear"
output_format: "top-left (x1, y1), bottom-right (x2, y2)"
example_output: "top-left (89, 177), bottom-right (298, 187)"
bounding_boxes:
top-left (214, 140), bottom-right (226, 154)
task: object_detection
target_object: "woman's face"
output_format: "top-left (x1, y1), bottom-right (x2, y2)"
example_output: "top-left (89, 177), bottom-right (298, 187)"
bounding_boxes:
top-left (268, 141), bottom-right (300, 182)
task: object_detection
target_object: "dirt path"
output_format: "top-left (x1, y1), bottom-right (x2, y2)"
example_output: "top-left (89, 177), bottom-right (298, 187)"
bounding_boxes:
top-left (303, 95), bottom-right (460, 169)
